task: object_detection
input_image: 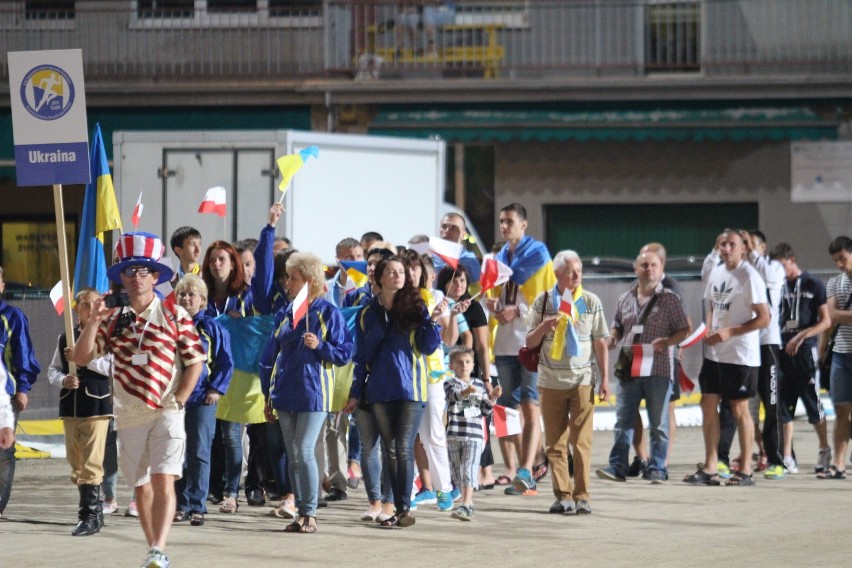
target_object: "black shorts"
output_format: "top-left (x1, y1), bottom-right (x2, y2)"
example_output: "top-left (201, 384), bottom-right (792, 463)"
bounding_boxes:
top-left (698, 359), bottom-right (757, 401)
top-left (778, 346), bottom-right (825, 425)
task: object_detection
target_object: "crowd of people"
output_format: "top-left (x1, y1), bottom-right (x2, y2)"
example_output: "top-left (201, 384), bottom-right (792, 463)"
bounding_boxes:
top-left (1, 202), bottom-right (851, 568)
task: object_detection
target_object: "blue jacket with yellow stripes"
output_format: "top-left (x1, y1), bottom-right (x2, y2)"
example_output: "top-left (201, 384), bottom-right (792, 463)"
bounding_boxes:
top-left (1, 299), bottom-right (40, 397)
top-left (259, 297), bottom-right (353, 413)
top-left (350, 296), bottom-right (441, 404)
top-left (205, 224), bottom-right (276, 318)
top-left (187, 312), bottom-right (234, 407)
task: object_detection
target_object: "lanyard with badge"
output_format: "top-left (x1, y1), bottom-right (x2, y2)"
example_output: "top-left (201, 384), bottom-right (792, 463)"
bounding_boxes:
top-left (131, 316), bottom-right (151, 366)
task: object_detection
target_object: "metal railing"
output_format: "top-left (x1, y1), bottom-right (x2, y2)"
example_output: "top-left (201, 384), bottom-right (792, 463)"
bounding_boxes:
top-left (0, 1), bottom-right (849, 81)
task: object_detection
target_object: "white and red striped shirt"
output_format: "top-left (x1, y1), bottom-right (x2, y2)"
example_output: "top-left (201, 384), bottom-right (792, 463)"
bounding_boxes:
top-left (96, 295), bottom-right (205, 429)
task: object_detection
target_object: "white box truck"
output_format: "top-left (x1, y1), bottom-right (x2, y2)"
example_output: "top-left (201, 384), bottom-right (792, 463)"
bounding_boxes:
top-left (113, 129), bottom-right (480, 264)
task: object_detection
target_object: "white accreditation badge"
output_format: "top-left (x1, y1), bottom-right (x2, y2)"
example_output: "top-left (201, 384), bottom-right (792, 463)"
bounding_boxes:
top-left (131, 353), bottom-right (149, 366)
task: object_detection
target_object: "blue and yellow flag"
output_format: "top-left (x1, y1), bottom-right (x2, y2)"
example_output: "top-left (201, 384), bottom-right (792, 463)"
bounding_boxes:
top-left (340, 260), bottom-right (369, 288)
top-left (495, 236), bottom-right (556, 305)
top-left (276, 145), bottom-right (319, 192)
top-left (73, 124), bottom-right (122, 294)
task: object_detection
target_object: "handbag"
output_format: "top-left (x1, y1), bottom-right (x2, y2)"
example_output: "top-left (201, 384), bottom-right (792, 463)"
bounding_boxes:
top-left (517, 292), bottom-right (548, 372)
top-left (613, 293), bottom-right (659, 381)
top-left (819, 292), bottom-right (852, 389)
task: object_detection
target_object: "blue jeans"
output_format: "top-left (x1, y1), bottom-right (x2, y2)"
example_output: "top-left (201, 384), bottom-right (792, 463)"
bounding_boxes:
top-left (0, 411), bottom-right (17, 513)
top-left (609, 376), bottom-right (672, 477)
top-left (347, 411), bottom-right (361, 464)
top-left (495, 355), bottom-right (539, 409)
top-left (176, 404), bottom-right (217, 514)
top-left (356, 406), bottom-right (393, 503)
top-left (218, 420), bottom-right (243, 497)
top-left (278, 411), bottom-right (325, 517)
top-left (266, 421), bottom-right (290, 496)
top-left (371, 400), bottom-right (426, 514)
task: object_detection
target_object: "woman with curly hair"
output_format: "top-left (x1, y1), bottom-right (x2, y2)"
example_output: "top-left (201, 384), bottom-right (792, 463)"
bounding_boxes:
top-left (344, 256), bottom-right (442, 528)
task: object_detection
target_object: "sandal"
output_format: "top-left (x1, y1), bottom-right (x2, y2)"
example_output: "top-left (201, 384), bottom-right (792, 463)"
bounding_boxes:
top-left (378, 515), bottom-right (398, 528)
top-left (682, 469), bottom-right (721, 486)
top-left (190, 513), bottom-right (204, 526)
top-left (173, 511), bottom-right (189, 522)
top-left (533, 460), bottom-right (549, 482)
top-left (299, 516), bottom-right (317, 533)
top-left (396, 510), bottom-right (415, 528)
top-left (725, 472), bottom-right (755, 486)
top-left (816, 465), bottom-right (846, 479)
top-left (219, 496), bottom-right (239, 514)
top-left (494, 475), bottom-right (512, 486)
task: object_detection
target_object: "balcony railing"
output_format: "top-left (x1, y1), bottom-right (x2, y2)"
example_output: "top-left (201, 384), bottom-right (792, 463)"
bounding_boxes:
top-left (0, 1), bottom-right (849, 82)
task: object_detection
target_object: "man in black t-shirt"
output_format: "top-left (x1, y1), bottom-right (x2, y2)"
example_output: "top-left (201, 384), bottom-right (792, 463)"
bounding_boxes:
top-left (770, 243), bottom-right (833, 473)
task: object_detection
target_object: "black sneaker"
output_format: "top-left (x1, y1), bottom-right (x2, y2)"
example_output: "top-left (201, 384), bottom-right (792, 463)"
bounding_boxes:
top-left (626, 456), bottom-right (648, 478)
top-left (246, 489), bottom-right (265, 507)
top-left (325, 487), bottom-right (348, 502)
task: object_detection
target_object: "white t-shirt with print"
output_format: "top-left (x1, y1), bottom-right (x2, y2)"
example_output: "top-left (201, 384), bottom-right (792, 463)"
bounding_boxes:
top-left (704, 260), bottom-right (768, 366)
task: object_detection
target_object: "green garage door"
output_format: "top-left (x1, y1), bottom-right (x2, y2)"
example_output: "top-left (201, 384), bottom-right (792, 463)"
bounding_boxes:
top-left (545, 203), bottom-right (758, 258)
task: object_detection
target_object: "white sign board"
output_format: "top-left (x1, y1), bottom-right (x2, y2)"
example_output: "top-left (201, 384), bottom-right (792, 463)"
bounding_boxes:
top-left (791, 141), bottom-right (852, 202)
top-left (7, 49), bottom-right (90, 187)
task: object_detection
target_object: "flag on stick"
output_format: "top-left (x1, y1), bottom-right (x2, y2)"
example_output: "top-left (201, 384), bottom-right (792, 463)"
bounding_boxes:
top-left (678, 365), bottom-right (696, 394)
top-left (131, 191), bottom-right (144, 228)
top-left (340, 260), bottom-right (369, 288)
top-left (198, 186), bottom-right (227, 217)
top-left (479, 254), bottom-right (513, 292)
top-left (49, 281), bottom-right (65, 316)
top-left (291, 282), bottom-right (309, 328)
top-left (73, 124), bottom-right (123, 294)
top-left (428, 236), bottom-right (464, 270)
top-left (678, 323), bottom-right (707, 349)
top-left (277, 145), bottom-right (319, 193)
top-left (492, 405), bottom-right (522, 438)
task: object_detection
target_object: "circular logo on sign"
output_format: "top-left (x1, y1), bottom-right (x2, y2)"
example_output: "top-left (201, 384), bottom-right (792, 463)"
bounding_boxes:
top-left (19, 64), bottom-right (76, 121)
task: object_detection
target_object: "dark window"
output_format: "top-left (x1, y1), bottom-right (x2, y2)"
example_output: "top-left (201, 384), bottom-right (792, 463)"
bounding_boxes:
top-left (644, 2), bottom-right (700, 73)
top-left (24, 1), bottom-right (75, 20)
top-left (268, 0), bottom-right (322, 17)
top-left (137, 0), bottom-right (194, 18)
top-left (207, 0), bottom-right (258, 13)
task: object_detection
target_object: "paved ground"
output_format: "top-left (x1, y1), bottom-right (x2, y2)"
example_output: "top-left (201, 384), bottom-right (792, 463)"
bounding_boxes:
top-left (2, 425), bottom-right (850, 568)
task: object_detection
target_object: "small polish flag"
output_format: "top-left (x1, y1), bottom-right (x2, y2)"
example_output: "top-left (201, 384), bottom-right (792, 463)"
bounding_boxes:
top-left (479, 254), bottom-right (513, 292)
top-left (291, 282), bottom-right (309, 327)
top-left (492, 405), bottom-right (522, 438)
top-left (678, 365), bottom-right (696, 394)
top-left (407, 241), bottom-right (430, 256)
top-left (428, 236), bottom-right (464, 270)
top-left (131, 191), bottom-right (144, 228)
top-left (678, 322), bottom-right (707, 349)
top-left (630, 344), bottom-right (655, 378)
top-left (49, 281), bottom-right (65, 316)
top-left (558, 287), bottom-right (574, 319)
top-left (198, 186), bottom-right (227, 217)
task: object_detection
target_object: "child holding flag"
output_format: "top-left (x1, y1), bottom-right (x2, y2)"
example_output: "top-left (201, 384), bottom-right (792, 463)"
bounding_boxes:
top-left (443, 347), bottom-right (501, 521)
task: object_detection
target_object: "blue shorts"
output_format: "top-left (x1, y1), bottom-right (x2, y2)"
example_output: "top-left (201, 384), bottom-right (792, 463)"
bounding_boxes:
top-left (495, 356), bottom-right (539, 409)
top-left (830, 351), bottom-right (852, 405)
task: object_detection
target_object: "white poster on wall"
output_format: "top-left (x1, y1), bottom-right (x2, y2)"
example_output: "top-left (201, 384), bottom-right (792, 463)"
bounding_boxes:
top-left (791, 141), bottom-right (852, 203)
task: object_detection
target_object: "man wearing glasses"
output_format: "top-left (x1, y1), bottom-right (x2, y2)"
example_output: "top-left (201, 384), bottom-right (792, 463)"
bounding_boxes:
top-left (433, 212), bottom-right (480, 282)
top-left (72, 232), bottom-right (205, 568)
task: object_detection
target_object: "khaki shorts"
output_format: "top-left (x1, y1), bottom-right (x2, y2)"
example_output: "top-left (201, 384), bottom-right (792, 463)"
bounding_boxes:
top-left (117, 411), bottom-right (185, 487)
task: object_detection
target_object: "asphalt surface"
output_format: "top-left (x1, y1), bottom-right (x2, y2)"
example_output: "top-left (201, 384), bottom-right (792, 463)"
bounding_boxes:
top-left (2, 425), bottom-right (850, 567)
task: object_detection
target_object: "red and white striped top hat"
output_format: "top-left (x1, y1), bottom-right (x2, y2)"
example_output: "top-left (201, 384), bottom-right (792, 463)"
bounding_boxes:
top-left (107, 232), bottom-right (174, 285)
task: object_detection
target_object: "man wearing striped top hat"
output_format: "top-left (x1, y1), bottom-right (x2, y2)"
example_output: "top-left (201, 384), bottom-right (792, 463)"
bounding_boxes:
top-left (72, 232), bottom-right (205, 568)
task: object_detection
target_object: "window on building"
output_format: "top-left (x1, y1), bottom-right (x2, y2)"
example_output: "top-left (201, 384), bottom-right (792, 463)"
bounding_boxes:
top-left (268, 0), bottom-right (322, 17)
top-left (644, 2), bottom-right (700, 73)
top-left (207, 0), bottom-right (257, 13)
top-left (24, 0), bottom-right (75, 20)
top-left (137, 1), bottom-right (194, 19)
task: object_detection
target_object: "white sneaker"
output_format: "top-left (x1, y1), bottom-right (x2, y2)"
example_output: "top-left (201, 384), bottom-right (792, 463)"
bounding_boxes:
top-left (816, 447), bottom-right (832, 473)
top-left (783, 456), bottom-right (799, 474)
top-left (102, 500), bottom-right (119, 515)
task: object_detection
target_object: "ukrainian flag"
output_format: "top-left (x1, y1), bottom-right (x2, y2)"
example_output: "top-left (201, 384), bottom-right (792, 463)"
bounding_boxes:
top-left (73, 124), bottom-right (122, 294)
top-left (495, 236), bottom-right (555, 305)
top-left (340, 260), bottom-right (369, 288)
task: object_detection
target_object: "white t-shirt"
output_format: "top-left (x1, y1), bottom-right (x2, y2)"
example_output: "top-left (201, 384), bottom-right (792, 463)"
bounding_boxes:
top-left (493, 293), bottom-right (531, 356)
top-left (0, 368), bottom-right (13, 430)
top-left (704, 260), bottom-right (768, 366)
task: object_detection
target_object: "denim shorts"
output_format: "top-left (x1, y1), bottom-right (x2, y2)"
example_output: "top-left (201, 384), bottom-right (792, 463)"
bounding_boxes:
top-left (495, 356), bottom-right (540, 409)
top-left (830, 351), bottom-right (852, 405)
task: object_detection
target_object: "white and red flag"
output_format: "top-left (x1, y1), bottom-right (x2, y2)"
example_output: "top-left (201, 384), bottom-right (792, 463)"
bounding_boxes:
top-left (291, 282), bottom-right (309, 327)
top-left (678, 366), bottom-right (696, 394)
top-left (630, 344), bottom-right (654, 378)
top-left (131, 191), bottom-right (144, 228)
top-left (198, 186), bottom-right (227, 217)
top-left (479, 254), bottom-right (513, 292)
top-left (492, 405), bottom-right (521, 438)
top-left (678, 322), bottom-right (707, 349)
top-left (428, 236), bottom-right (464, 270)
top-left (49, 281), bottom-right (65, 316)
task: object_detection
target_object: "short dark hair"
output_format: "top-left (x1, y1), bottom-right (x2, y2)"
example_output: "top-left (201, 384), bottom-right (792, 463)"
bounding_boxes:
top-left (500, 203), bottom-right (527, 220)
top-left (170, 226), bottom-right (201, 253)
top-left (361, 231), bottom-right (383, 243)
top-left (750, 229), bottom-right (767, 245)
top-left (769, 242), bottom-right (795, 261)
top-left (829, 236), bottom-right (852, 255)
top-left (235, 238), bottom-right (258, 254)
top-left (436, 264), bottom-right (470, 295)
top-left (274, 248), bottom-right (299, 282)
top-left (366, 247), bottom-right (394, 263)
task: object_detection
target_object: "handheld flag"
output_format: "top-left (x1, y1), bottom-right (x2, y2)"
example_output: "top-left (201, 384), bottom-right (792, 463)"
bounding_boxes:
top-left (678, 365), bottom-right (696, 394)
top-left (49, 281), bottom-right (65, 316)
top-left (678, 323), bottom-right (707, 349)
top-left (277, 145), bottom-right (319, 193)
top-left (291, 282), bottom-right (309, 328)
top-left (428, 236), bottom-right (464, 270)
top-left (407, 241), bottom-right (430, 256)
top-left (492, 405), bottom-right (522, 438)
top-left (480, 254), bottom-right (512, 292)
top-left (340, 260), bottom-right (369, 288)
top-left (550, 286), bottom-right (587, 361)
top-left (198, 186), bottom-right (227, 217)
top-left (131, 191), bottom-right (144, 228)
top-left (630, 344), bottom-right (655, 378)
top-left (73, 123), bottom-right (123, 294)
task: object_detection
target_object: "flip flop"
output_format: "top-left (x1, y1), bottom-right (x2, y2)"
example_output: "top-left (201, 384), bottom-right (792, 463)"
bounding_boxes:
top-left (495, 475), bottom-right (512, 486)
top-left (725, 472), bottom-right (755, 486)
top-left (682, 469), bottom-right (721, 486)
top-left (816, 465), bottom-right (846, 479)
top-left (533, 461), bottom-right (549, 482)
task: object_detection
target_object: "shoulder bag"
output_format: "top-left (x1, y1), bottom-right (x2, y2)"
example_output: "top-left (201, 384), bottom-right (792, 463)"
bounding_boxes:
top-left (614, 293), bottom-right (659, 381)
top-left (518, 292), bottom-right (548, 372)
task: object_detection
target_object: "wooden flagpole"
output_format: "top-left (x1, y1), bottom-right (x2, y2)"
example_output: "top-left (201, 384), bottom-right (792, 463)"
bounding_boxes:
top-left (53, 183), bottom-right (77, 375)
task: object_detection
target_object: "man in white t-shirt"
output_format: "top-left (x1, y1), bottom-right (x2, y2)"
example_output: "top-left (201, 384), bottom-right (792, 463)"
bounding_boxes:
top-left (684, 230), bottom-right (769, 487)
